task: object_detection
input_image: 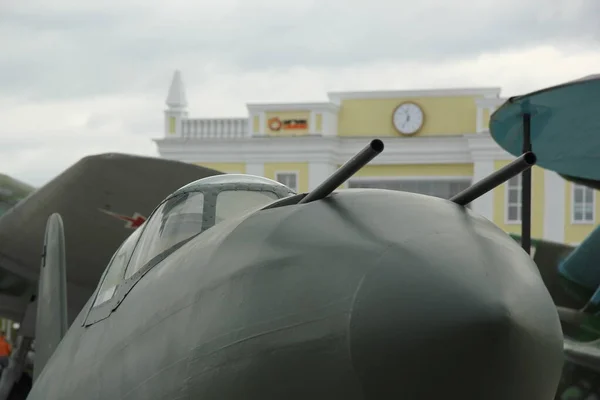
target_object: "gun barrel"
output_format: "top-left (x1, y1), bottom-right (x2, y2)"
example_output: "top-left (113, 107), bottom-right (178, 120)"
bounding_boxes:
top-left (299, 139), bottom-right (384, 204)
top-left (450, 151), bottom-right (537, 206)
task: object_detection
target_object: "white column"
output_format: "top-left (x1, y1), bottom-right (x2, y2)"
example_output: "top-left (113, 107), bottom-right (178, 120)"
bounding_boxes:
top-left (245, 163), bottom-right (265, 177)
top-left (543, 170), bottom-right (565, 242)
top-left (308, 162), bottom-right (336, 191)
top-left (470, 160), bottom-right (494, 221)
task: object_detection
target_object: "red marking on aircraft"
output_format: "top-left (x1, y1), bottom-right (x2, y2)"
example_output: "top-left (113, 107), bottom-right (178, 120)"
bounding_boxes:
top-left (99, 209), bottom-right (146, 229)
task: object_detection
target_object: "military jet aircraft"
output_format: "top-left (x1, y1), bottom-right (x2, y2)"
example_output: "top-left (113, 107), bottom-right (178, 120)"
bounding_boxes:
top-left (490, 73), bottom-right (600, 398)
top-left (20, 138), bottom-right (564, 400)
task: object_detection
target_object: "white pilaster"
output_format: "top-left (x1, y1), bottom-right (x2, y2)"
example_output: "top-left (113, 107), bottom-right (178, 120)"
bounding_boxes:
top-left (247, 114), bottom-right (256, 137)
top-left (470, 160), bottom-right (495, 221)
top-left (245, 163), bottom-right (265, 177)
top-left (476, 106), bottom-right (484, 133)
top-left (321, 112), bottom-right (331, 136)
top-left (308, 162), bottom-right (336, 191)
top-left (258, 112), bottom-right (266, 135)
top-left (543, 170), bottom-right (565, 242)
top-left (328, 111), bottom-right (338, 136)
top-left (309, 111), bottom-right (316, 134)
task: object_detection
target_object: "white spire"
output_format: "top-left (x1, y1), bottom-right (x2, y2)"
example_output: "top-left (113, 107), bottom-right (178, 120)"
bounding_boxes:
top-left (166, 70), bottom-right (187, 109)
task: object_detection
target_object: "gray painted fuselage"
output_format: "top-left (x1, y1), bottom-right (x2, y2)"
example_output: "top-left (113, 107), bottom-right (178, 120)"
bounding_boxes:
top-left (27, 189), bottom-right (564, 400)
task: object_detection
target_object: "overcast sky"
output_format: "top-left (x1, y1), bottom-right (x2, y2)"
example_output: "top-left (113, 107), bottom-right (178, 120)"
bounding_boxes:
top-left (1, 0), bottom-right (598, 186)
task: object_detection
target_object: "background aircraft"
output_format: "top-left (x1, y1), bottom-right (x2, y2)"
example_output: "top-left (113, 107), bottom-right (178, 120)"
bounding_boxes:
top-left (0, 153), bottom-right (221, 331)
top-left (0, 153), bottom-right (221, 398)
top-left (490, 74), bottom-right (600, 399)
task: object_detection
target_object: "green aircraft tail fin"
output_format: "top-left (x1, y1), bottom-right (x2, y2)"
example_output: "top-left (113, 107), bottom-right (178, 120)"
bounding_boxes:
top-left (33, 213), bottom-right (68, 382)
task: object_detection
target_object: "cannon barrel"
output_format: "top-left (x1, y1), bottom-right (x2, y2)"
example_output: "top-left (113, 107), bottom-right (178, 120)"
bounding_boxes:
top-left (299, 139), bottom-right (384, 204)
top-left (450, 151), bottom-right (537, 206)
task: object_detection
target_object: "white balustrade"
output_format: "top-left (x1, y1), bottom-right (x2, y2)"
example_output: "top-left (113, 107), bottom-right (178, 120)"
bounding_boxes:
top-left (181, 118), bottom-right (249, 138)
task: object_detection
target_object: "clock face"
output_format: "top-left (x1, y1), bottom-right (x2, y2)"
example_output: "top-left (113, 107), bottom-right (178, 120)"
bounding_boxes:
top-left (392, 102), bottom-right (424, 135)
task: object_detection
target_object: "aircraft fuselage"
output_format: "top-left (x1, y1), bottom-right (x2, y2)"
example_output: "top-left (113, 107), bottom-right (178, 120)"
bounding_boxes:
top-left (27, 189), bottom-right (564, 399)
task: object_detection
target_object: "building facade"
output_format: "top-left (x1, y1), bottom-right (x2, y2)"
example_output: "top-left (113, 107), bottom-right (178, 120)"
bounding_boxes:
top-left (154, 71), bottom-right (597, 245)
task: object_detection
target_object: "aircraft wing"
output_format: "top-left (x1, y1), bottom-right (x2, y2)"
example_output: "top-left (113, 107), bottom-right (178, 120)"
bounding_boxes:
top-left (0, 153), bottom-right (221, 333)
top-left (490, 74), bottom-right (600, 182)
top-left (560, 174), bottom-right (600, 192)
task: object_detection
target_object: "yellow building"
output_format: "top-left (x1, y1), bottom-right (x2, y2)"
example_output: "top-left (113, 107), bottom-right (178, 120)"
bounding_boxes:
top-left (154, 70), bottom-right (597, 245)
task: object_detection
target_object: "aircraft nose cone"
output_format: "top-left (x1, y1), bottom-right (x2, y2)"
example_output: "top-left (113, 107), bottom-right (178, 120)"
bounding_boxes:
top-left (348, 241), bottom-right (563, 400)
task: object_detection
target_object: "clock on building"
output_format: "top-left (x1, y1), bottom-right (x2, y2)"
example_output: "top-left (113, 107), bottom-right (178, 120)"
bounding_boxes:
top-left (392, 102), bottom-right (424, 135)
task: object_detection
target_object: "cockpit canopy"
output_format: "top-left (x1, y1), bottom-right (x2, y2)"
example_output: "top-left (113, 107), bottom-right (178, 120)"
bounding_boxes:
top-left (94, 174), bottom-right (296, 303)
top-left (125, 174), bottom-right (294, 275)
top-left (168, 173), bottom-right (296, 227)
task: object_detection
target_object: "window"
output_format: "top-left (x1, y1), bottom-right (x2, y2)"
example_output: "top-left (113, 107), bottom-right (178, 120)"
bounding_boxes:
top-left (124, 192), bottom-right (205, 279)
top-left (275, 172), bottom-right (298, 192)
top-left (506, 175), bottom-right (521, 223)
top-left (347, 179), bottom-right (471, 200)
top-left (572, 184), bottom-right (595, 223)
top-left (215, 190), bottom-right (279, 225)
top-left (93, 228), bottom-right (142, 307)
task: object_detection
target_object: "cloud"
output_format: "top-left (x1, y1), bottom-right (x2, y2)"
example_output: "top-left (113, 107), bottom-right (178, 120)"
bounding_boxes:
top-left (0, 95), bottom-right (160, 186)
top-left (0, 0), bottom-right (599, 186)
top-left (1, 0), bottom-right (598, 100)
top-left (184, 45), bottom-right (600, 112)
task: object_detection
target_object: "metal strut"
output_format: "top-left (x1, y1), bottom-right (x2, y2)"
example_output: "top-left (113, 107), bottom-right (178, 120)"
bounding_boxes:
top-left (522, 113), bottom-right (532, 255)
